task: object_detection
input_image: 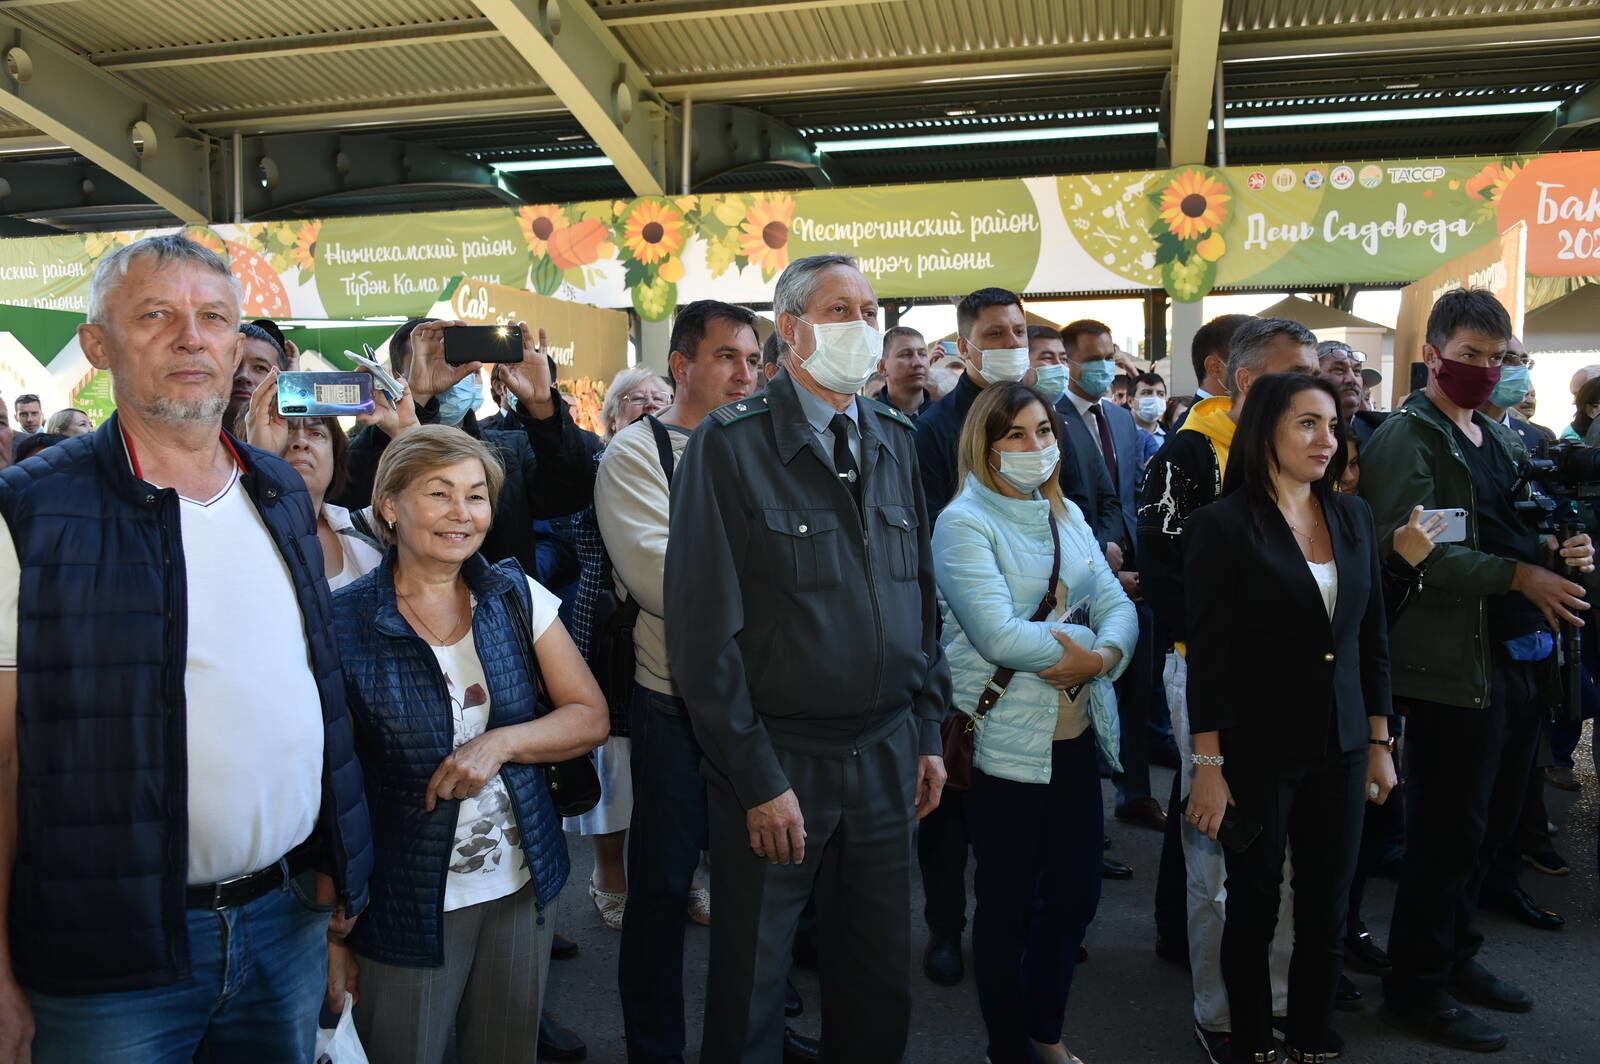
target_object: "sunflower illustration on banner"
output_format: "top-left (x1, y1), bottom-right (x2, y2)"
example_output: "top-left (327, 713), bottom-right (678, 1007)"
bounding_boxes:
top-left (1149, 167), bottom-right (1233, 302)
top-left (518, 203), bottom-right (615, 298)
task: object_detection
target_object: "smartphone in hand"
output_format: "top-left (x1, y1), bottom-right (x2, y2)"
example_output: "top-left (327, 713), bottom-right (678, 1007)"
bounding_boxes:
top-left (444, 325), bottom-right (524, 366)
top-left (278, 372), bottom-right (375, 417)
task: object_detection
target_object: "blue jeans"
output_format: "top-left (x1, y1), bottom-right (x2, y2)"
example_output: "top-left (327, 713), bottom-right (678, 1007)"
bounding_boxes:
top-left (968, 734), bottom-right (1104, 1064)
top-left (618, 685), bottom-right (709, 1063)
top-left (28, 874), bottom-right (331, 1064)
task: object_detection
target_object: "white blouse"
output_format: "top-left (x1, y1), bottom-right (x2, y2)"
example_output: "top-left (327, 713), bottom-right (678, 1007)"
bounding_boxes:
top-left (1306, 558), bottom-right (1338, 620)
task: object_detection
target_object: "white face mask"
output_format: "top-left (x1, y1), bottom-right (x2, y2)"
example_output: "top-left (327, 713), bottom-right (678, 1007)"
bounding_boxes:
top-left (1032, 364), bottom-right (1070, 405)
top-left (992, 445), bottom-right (1060, 493)
top-left (1136, 395), bottom-right (1166, 424)
top-left (976, 346), bottom-right (1031, 383)
top-left (797, 318), bottom-right (882, 395)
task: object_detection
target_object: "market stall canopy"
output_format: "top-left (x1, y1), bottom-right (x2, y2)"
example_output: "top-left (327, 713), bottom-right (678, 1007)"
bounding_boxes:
top-left (1524, 283), bottom-right (1600, 354)
top-left (1251, 296), bottom-right (1393, 336)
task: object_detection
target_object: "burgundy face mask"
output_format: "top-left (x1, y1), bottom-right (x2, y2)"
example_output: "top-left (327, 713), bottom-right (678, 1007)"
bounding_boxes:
top-left (1431, 354), bottom-right (1501, 410)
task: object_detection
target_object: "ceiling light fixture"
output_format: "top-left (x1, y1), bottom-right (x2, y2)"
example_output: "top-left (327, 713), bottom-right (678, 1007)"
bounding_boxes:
top-left (490, 155), bottom-right (613, 172)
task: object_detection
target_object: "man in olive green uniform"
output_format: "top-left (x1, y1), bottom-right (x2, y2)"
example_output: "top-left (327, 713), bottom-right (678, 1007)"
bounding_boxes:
top-left (665, 254), bottom-right (951, 1064)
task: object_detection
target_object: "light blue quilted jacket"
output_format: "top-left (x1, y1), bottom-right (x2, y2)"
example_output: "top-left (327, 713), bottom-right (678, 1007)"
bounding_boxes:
top-left (932, 474), bottom-right (1138, 784)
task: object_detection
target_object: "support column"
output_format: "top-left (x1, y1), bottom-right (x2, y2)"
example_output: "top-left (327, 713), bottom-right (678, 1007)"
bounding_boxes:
top-left (1168, 300), bottom-right (1204, 395)
top-left (634, 315), bottom-right (674, 375)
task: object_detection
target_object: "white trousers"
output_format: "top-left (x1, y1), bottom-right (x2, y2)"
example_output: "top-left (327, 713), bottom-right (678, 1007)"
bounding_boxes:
top-left (1166, 651), bottom-right (1292, 1032)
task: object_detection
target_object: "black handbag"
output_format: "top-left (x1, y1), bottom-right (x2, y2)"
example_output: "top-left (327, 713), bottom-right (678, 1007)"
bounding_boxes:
top-left (506, 575), bottom-right (604, 819)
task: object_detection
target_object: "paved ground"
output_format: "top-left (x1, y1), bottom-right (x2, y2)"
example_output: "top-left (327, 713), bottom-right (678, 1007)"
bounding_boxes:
top-left (542, 723), bottom-right (1597, 1063)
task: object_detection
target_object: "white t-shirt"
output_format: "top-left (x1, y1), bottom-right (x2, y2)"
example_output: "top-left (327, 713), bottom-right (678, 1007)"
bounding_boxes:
top-left (437, 576), bottom-right (562, 912)
top-left (0, 466), bottom-right (326, 885)
top-left (1306, 558), bottom-right (1339, 621)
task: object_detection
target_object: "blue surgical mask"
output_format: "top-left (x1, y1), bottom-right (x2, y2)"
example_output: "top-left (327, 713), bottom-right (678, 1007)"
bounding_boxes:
top-left (437, 371), bottom-right (483, 427)
top-left (1488, 364), bottom-right (1531, 410)
top-left (1136, 395), bottom-right (1166, 424)
top-left (1032, 364), bottom-right (1070, 405)
top-left (1075, 358), bottom-right (1119, 398)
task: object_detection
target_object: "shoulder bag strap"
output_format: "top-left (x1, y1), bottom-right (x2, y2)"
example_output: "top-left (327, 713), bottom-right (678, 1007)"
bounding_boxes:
top-left (973, 511), bottom-right (1062, 720)
top-left (646, 414), bottom-right (675, 482)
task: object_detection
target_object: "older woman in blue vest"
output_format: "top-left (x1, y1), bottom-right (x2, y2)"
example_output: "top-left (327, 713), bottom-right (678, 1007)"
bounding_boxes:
top-left (331, 425), bottom-right (607, 1064)
top-left (933, 381), bottom-right (1137, 1064)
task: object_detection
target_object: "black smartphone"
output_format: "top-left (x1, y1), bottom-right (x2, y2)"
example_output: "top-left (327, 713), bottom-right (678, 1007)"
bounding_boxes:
top-left (1216, 808), bottom-right (1263, 854)
top-left (444, 324), bottom-right (524, 366)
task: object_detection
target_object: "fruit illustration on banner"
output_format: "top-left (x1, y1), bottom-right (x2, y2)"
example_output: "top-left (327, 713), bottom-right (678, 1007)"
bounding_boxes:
top-left (632, 276), bottom-right (676, 320)
top-left (226, 241), bottom-right (292, 317)
top-left (1149, 168), bottom-right (1232, 302)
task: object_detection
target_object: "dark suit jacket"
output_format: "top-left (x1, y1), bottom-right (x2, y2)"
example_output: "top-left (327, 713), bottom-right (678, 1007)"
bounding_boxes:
top-left (1182, 490), bottom-right (1392, 763)
top-left (914, 372), bottom-right (1097, 527)
top-left (1052, 394), bottom-right (1128, 553)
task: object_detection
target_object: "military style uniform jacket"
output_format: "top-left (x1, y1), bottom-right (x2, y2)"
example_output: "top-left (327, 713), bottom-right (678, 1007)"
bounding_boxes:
top-left (664, 370), bottom-right (954, 810)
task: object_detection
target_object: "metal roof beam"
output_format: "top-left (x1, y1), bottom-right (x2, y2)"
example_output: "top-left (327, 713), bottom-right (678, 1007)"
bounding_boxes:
top-left (93, 20), bottom-right (501, 71)
top-left (0, 16), bottom-right (211, 222)
top-left (0, 158), bottom-right (144, 216)
top-left (598, 0), bottom-right (904, 26)
top-left (1167, 0), bottom-right (1223, 164)
top-left (475, 0), bottom-right (668, 196)
top-left (1513, 80), bottom-right (1600, 151)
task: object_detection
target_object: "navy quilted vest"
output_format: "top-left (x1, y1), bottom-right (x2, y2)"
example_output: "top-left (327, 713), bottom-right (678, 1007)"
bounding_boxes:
top-left (0, 415), bottom-right (373, 995)
top-left (333, 550), bottom-right (569, 968)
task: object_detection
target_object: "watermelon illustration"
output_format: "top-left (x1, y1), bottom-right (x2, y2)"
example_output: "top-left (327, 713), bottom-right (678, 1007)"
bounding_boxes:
top-left (225, 241), bottom-right (291, 318)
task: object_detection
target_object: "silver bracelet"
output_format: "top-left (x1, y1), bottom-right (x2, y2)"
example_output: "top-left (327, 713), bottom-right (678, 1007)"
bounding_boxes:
top-left (1191, 753), bottom-right (1225, 767)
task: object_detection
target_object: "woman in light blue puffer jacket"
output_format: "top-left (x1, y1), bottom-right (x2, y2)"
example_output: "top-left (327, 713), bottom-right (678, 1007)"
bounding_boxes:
top-left (932, 381), bottom-right (1138, 1064)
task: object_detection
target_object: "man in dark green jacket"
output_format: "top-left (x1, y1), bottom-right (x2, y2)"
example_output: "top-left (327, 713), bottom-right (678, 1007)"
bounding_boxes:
top-left (1359, 289), bottom-right (1594, 1054)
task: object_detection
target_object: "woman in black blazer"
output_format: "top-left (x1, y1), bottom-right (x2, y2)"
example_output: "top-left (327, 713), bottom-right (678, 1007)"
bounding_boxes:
top-left (1182, 373), bottom-right (1397, 1064)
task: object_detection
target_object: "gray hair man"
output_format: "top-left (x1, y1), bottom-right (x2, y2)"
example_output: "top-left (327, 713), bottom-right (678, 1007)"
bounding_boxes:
top-left (664, 253), bottom-right (951, 1062)
top-left (0, 234), bottom-right (371, 1061)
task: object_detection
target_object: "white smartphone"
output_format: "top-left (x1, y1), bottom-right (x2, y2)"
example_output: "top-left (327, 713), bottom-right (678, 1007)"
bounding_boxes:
top-left (1419, 507), bottom-right (1468, 544)
top-left (345, 344), bottom-right (407, 403)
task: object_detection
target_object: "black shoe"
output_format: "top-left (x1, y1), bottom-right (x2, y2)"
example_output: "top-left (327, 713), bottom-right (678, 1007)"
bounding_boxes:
top-left (1481, 885), bottom-right (1565, 931)
top-left (1520, 846), bottom-right (1570, 876)
top-left (1193, 1025), bottom-right (1233, 1064)
top-left (537, 1011), bottom-right (588, 1062)
top-left (1285, 1029), bottom-right (1344, 1062)
top-left (1335, 974), bottom-right (1363, 1012)
top-left (1156, 934), bottom-right (1191, 970)
top-left (550, 933), bottom-right (579, 961)
top-left (1115, 796), bottom-right (1169, 832)
top-left (1381, 995), bottom-right (1507, 1053)
top-left (923, 932), bottom-right (963, 986)
top-left (1343, 924), bottom-right (1390, 971)
top-left (784, 977), bottom-right (803, 1018)
top-left (1102, 857), bottom-right (1134, 880)
top-left (1452, 960), bottom-right (1534, 1013)
top-left (792, 927), bottom-right (818, 970)
top-left (783, 1026), bottom-right (821, 1063)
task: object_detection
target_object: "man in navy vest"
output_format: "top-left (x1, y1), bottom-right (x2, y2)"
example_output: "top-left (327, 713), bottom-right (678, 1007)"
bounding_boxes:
top-left (0, 234), bottom-right (371, 1063)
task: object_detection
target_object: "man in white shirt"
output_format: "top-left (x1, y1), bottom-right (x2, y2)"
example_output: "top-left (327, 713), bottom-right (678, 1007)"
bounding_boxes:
top-left (0, 234), bottom-right (370, 1064)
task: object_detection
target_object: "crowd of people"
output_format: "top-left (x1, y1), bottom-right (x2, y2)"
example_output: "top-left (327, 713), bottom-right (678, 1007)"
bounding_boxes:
top-left (0, 233), bottom-right (1592, 1064)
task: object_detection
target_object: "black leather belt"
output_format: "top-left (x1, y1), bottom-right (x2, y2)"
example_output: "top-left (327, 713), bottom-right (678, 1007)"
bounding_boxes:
top-left (185, 841), bottom-right (317, 911)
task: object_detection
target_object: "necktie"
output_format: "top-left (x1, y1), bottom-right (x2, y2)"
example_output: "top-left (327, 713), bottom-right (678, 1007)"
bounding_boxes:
top-left (829, 412), bottom-right (862, 513)
top-left (1088, 402), bottom-right (1118, 484)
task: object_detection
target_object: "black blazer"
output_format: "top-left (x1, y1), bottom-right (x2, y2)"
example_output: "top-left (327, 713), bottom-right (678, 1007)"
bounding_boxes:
top-left (1182, 490), bottom-right (1392, 762)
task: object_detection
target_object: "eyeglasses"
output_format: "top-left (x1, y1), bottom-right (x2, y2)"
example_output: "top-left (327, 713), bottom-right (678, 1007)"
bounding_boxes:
top-left (623, 393), bottom-right (671, 406)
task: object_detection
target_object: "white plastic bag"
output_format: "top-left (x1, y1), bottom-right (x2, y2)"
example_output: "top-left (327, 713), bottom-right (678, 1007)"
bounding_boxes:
top-left (315, 993), bottom-right (370, 1064)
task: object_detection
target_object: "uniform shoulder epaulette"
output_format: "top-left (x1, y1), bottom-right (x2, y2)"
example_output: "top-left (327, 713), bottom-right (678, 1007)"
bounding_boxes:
top-left (862, 395), bottom-right (916, 432)
top-left (708, 394), bottom-right (770, 426)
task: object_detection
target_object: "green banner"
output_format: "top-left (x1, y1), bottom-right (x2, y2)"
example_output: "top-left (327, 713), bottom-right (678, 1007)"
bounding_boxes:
top-left (0, 151), bottom-right (1594, 323)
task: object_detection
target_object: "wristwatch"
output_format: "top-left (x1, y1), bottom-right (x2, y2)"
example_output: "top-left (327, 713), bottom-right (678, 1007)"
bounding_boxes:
top-left (1368, 737), bottom-right (1396, 749)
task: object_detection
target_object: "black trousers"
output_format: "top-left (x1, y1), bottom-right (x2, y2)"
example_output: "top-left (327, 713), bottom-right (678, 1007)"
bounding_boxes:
top-left (702, 718), bottom-right (919, 1064)
top-left (1385, 658), bottom-right (1543, 1005)
top-left (916, 783), bottom-right (970, 936)
top-left (1219, 743), bottom-right (1366, 1055)
top-left (1112, 604), bottom-right (1156, 807)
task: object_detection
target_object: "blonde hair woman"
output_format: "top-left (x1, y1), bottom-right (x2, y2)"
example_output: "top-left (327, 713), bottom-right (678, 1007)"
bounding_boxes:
top-left (932, 381), bottom-right (1138, 1064)
top-left (601, 367), bottom-right (672, 440)
top-left (330, 425), bottom-right (608, 1064)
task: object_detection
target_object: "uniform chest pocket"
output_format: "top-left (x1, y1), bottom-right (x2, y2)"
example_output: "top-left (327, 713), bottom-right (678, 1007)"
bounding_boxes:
top-left (874, 504), bottom-right (919, 581)
top-left (762, 508), bottom-right (843, 592)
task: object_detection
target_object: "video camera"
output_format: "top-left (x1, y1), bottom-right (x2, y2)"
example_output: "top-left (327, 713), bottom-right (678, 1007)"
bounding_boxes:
top-left (1513, 438), bottom-right (1600, 719)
